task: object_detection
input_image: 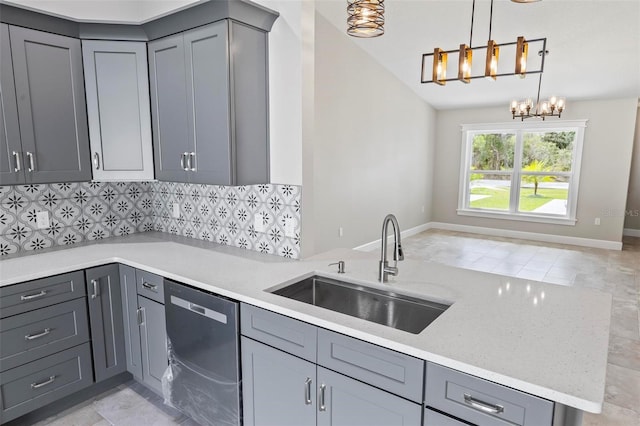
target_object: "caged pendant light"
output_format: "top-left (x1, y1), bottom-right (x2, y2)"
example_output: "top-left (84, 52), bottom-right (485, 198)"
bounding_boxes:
top-left (347, 0), bottom-right (385, 38)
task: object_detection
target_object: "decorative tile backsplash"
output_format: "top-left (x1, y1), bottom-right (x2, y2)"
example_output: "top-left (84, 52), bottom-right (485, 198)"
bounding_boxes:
top-left (0, 181), bottom-right (301, 259)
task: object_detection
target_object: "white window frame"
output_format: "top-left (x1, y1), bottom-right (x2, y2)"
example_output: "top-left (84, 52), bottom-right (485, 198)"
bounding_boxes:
top-left (457, 120), bottom-right (587, 226)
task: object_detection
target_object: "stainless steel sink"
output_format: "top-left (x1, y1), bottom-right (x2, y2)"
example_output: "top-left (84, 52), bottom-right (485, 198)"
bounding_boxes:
top-left (271, 275), bottom-right (450, 334)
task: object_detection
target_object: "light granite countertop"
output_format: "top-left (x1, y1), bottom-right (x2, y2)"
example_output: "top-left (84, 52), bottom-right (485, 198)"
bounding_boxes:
top-left (0, 233), bottom-right (612, 414)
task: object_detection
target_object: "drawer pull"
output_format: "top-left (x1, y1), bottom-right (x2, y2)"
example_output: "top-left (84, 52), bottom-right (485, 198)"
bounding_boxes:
top-left (142, 282), bottom-right (158, 291)
top-left (463, 393), bottom-right (504, 415)
top-left (318, 384), bottom-right (327, 411)
top-left (31, 375), bottom-right (56, 389)
top-left (25, 328), bottom-right (52, 340)
top-left (304, 377), bottom-right (312, 405)
top-left (21, 290), bottom-right (47, 301)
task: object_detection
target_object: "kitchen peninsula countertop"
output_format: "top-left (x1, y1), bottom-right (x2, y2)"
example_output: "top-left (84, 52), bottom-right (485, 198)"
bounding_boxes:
top-left (0, 232), bottom-right (611, 414)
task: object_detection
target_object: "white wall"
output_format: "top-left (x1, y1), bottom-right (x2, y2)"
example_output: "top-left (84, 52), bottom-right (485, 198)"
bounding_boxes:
top-left (433, 98), bottom-right (638, 244)
top-left (309, 13), bottom-right (436, 255)
top-left (625, 105), bottom-right (640, 232)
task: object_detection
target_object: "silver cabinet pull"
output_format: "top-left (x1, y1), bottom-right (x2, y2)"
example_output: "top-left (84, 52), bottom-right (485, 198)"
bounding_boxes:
top-left (137, 307), bottom-right (144, 325)
top-left (21, 290), bottom-right (47, 301)
top-left (31, 375), bottom-right (56, 389)
top-left (189, 152), bottom-right (196, 171)
top-left (463, 393), bottom-right (504, 414)
top-left (142, 282), bottom-right (157, 291)
top-left (182, 152), bottom-right (190, 171)
top-left (26, 151), bottom-right (35, 172)
top-left (318, 384), bottom-right (326, 411)
top-left (304, 378), bottom-right (312, 405)
top-left (25, 328), bottom-right (52, 340)
top-left (93, 152), bottom-right (100, 169)
top-left (12, 151), bottom-right (21, 172)
top-left (180, 153), bottom-right (185, 170)
top-left (91, 279), bottom-right (99, 299)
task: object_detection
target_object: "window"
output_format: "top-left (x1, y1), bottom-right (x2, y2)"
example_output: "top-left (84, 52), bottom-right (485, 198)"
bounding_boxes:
top-left (458, 120), bottom-right (587, 225)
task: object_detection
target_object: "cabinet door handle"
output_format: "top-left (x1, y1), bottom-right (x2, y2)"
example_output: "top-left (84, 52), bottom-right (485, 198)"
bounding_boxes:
top-left (93, 152), bottom-right (100, 169)
top-left (25, 328), bottom-right (52, 340)
top-left (463, 393), bottom-right (504, 414)
top-left (12, 151), bottom-right (21, 172)
top-left (142, 282), bottom-right (157, 291)
top-left (318, 384), bottom-right (326, 411)
top-left (304, 378), bottom-right (312, 405)
top-left (91, 279), bottom-right (99, 299)
top-left (21, 290), bottom-right (47, 301)
top-left (182, 152), bottom-right (190, 171)
top-left (137, 307), bottom-right (144, 325)
top-left (31, 375), bottom-right (56, 389)
top-left (26, 151), bottom-right (35, 172)
top-left (189, 152), bottom-right (196, 171)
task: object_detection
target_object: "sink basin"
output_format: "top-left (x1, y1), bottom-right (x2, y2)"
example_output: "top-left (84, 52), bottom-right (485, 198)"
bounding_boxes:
top-left (271, 275), bottom-right (450, 334)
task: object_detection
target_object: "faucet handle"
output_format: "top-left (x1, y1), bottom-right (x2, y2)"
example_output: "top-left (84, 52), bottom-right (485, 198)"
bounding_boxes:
top-left (328, 261), bottom-right (345, 274)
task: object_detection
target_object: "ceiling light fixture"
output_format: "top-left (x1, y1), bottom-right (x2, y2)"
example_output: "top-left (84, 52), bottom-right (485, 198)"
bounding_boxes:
top-left (421, 0), bottom-right (545, 85)
top-left (347, 0), bottom-right (385, 38)
top-left (510, 50), bottom-right (566, 120)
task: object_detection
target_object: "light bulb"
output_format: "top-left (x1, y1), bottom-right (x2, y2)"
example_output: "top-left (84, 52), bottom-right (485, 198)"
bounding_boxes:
top-left (549, 96), bottom-right (557, 106)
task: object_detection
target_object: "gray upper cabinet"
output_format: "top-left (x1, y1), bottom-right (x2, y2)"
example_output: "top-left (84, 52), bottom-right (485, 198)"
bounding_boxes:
top-left (148, 19), bottom-right (269, 185)
top-left (8, 25), bottom-right (91, 183)
top-left (0, 24), bottom-right (23, 186)
top-left (86, 264), bottom-right (126, 383)
top-left (148, 34), bottom-right (190, 183)
top-left (82, 40), bottom-right (154, 181)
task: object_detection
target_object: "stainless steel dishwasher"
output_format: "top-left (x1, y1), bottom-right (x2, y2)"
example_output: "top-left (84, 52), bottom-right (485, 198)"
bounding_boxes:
top-left (164, 280), bottom-right (240, 426)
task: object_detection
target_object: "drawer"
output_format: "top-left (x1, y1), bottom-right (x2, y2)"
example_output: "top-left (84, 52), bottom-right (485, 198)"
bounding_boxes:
top-left (317, 328), bottom-right (424, 403)
top-left (136, 270), bottom-right (164, 304)
top-left (425, 408), bottom-right (470, 425)
top-left (425, 363), bottom-right (554, 426)
top-left (0, 342), bottom-right (93, 423)
top-left (0, 271), bottom-right (86, 318)
top-left (240, 303), bottom-right (317, 362)
top-left (0, 298), bottom-right (90, 372)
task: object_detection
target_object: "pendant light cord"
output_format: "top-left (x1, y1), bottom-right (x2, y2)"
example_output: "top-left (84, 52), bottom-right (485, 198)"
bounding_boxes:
top-left (469, 0), bottom-right (476, 47)
top-left (488, 0), bottom-right (494, 40)
top-left (535, 72), bottom-right (543, 113)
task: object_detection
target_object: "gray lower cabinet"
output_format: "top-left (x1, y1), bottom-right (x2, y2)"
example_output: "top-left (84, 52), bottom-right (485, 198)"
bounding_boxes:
top-left (241, 336), bottom-right (316, 426)
top-left (82, 40), bottom-right (154, 181)
top-left (5, 25), bottom-right (90, 184)
top-left (138, 295), bottom-right (168, 395)
top-left (148, 19), bottom-right (269, 185)
top-left (119, 265), bottom-right (143, 379)
top-left (85, 264), bottom-right (126, 382)
top-left (317, 367), bottom-right (422, 426)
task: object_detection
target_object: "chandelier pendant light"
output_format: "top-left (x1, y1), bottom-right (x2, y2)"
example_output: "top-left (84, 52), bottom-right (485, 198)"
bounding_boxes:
top-left (347, 0), bottom-right (385, 38)
top-left (510, 51), bottom-right (566, 121)
top-left (420, 0), bottom-right (545, 85)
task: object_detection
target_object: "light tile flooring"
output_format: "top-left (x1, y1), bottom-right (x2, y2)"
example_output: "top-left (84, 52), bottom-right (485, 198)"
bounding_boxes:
top-left (34, 230), bottom-right (639, 426)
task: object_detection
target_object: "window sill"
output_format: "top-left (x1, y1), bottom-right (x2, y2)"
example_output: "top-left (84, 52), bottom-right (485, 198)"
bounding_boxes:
top-left (456, 209), bottom-right (577, 226)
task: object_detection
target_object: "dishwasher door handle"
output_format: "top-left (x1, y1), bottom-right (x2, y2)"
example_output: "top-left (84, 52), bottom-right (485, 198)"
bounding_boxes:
top-left (170, 295), bottom-right (228, 324)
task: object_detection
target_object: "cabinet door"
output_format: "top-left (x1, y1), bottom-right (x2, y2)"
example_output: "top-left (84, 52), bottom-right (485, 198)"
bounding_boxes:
top-left (9, 26), bottom-right (91, 183)
top-left (138, 295), bottom-right (167, 395)
top-left (83, 40), bottom-right (153, 181)
top-left (184, 21), bottom-right (233, 185)
top-left (0, 24), bottom-right (24, 185)
top-left (317, 367), bottom-right (422, 426)
top-left (241, 337), bottom-right (316, 426)
top-left (148, 34), bottom-right (190, 183)
top-left (119, 265), bottom-right (143, 379)
top-left (86, 264), bottom-right (126, 382)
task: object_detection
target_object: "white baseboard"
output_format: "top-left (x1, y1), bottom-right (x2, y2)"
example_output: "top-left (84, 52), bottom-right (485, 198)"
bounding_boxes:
top-left (623, 228), bottom-right (640, 237)
top-left (354, 221), bottom-right (624, 251)
top-left (428, 222), bottom-right (623, 250)
top-left (353, 223), bottom-right (431, 252)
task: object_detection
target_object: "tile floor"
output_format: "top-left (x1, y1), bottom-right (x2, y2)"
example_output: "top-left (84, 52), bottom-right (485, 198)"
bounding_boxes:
top-left (34, 230), bottom-right (639, 425)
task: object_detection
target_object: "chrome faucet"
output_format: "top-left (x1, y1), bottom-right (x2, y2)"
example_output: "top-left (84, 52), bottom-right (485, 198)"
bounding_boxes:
top-left (378, 214), bottom-right (404, 282)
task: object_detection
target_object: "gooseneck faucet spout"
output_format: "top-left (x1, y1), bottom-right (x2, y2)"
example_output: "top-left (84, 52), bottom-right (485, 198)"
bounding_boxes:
top-left (379, 214), bottom-right (404, 282)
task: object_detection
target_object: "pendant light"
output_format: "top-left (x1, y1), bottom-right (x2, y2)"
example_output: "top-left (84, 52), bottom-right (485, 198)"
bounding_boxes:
top-left (347, 0), bottom-right (385, 38)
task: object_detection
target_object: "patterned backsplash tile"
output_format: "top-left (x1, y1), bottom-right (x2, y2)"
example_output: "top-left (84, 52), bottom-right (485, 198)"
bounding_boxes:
top-left (0, 181), bottom-right (301, 259)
